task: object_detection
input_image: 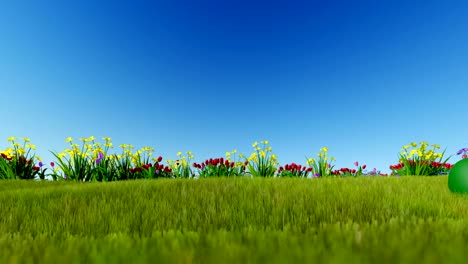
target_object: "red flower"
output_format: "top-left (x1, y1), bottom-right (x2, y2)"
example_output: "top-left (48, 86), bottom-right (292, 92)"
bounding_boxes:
top-left (33, 166), bottom-right (40, 171)
top-left (225, 160), bottom-right (230, 167)
top-left (157, 156), bottom-right (163, 162)
top-left (362, 165), bottom-right (366, 169)
top-left (50, 162), bottom-right (55, 167)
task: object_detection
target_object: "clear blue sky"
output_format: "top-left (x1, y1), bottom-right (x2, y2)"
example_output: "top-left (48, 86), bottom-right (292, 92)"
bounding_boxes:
top-left (1, 0), bottom-right (467, 174)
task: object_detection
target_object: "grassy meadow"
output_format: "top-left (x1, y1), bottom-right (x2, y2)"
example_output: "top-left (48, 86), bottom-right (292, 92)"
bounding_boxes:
top-left (2, 176), bottom-right (468, 263)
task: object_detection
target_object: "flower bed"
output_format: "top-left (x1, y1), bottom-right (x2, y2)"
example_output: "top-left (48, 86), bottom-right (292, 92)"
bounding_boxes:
top-left (0, 136), bottom-right (462, 181)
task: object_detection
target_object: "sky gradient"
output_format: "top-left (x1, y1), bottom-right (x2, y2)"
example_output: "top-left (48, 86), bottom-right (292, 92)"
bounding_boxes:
top-left (1, 0), bottom-right (468, 174)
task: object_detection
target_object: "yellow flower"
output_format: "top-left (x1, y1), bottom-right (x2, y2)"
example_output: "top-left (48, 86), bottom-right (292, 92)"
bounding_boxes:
top-left (66, 137), bottom-right (73, 143)
top-left (262, 140), bottom-right (269, 145)
top-left (102, 137), bottom-right (111, 142)
top-left (88, 136), bottom-right (95, 141)
top-left (265, 146), bottom-right (272, 152)
top-left (128, 144), bottom-right (134, 149)
top-left (186, 151), bottom-right (192, 155)
top-left (119, 144), bottom-right (127, 149)
top-left (177, 151), bottom-right (182, 156)
top-left (239, 153), bottom-right (244, 158)
top-left (271, 154), bottom-right (277, 160)
top-left (104, 142), bottom-right (113, 148)
top-left (432, 144), bottom-right (440, 149)
top-left (252, 141), bottom-right (258, 148)
top-left (321, 147), bottom-right (328, 152)
top-left (12, 143), bottom-right (21, 147)
top-left (331, 157), bottom-right (336, 161)
top-left (232, 149), bottom-right (237, 154)
top-left (22, 137), bottom-right (31, 142)
top-left (307, 158), bottom-right (315, 164)
top-left (318, 153), bottom-right (323, 158)
top-left (255, 147), bottom-right (261, 151)
top-left (25, 144), bottom-right (36, 150)
top-left (17, 148), bottom-right (26, 155)
top-left (402, 145), bottom-right (410, 150)
top-left (410, 142), bottom-right (417, 147)
top-left (7, 137), bottom-right (15, 142)
top-left (225, 152), bottom-right (231, 158)
top-left (260, 151), bottom-right (266, 158)
top-left (36, 155), bottom-right (42, 161)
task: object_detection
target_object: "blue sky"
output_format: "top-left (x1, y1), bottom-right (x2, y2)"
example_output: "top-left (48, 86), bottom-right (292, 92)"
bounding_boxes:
top-left (1, 0), bottom-right (467, 174)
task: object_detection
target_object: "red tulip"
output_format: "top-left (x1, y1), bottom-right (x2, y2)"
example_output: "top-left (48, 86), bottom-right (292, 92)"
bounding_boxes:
top-left (157, 156), bottom-right (163, 162)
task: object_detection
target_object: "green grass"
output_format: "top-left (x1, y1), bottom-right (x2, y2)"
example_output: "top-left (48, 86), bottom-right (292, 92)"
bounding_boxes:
top-left (1, 177), bottom-right (468, 263)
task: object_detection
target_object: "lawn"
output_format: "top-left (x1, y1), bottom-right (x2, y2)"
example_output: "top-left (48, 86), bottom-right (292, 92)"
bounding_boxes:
top-left (1, 177), bottom-right (468, 263)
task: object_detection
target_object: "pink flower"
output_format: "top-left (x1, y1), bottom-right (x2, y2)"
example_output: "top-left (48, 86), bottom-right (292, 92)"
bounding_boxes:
top-left (354, 161), bottom-right (359, 167)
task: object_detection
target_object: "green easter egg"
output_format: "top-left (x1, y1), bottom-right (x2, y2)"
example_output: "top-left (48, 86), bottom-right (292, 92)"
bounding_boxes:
top-left (448, 159), bottom-right (468, 194)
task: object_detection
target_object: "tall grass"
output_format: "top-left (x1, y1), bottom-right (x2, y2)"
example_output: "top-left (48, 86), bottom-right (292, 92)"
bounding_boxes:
top-left (1, 177), bottom-right (468, 263)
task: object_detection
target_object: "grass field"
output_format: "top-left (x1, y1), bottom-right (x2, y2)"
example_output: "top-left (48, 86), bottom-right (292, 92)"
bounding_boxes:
top-left (1, 177), bottom-right (468, 263)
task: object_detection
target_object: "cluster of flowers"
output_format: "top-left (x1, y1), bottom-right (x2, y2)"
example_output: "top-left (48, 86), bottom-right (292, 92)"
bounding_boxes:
top-left (1, 137), bottom-right (463, 181)
top-left (278, 163), bottom-right (313, 178)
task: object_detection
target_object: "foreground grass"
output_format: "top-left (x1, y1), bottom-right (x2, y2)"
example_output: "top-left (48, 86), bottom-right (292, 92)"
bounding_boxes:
top-left (1, 177), bottom-right (468, 263)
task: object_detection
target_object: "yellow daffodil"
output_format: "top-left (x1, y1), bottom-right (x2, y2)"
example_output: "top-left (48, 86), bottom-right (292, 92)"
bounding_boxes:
top-left (252, 141), bottom-right (258, 148)
top-left (7, 137), bottom-right (15, 142)
top-left (15, 148), bottom-right (25, 155)
top-left (262, 140), bottom-right (269, 145)
top-left (88, 136), bottom-right (95, 141)
top-left (239, 153), bottom-right (244, 158)
top-left (120, 144), bottom-right (127, 149)
top-left (271, 154), bottom-right (277, 160)
top-left (22, 137), bottom-right (31, 142)
top-left (27, 144), bottom-right (36, 150)
top-left (232, 149), bottom-right (237, 154)
top-left (65, 137), bottom-right (73, 143)
top-left (176, 151), bottom-right (182, 156)
top-left (432, 144), bottom-right (440, 149)
top-left (104, 142), bottom-right (113, 148)
top-left (410, 142), bottom-right (417, 147)
top-left (265, 146), bottom-right (272, 152)
top-left (321, 147), bottom-right (328, 152)
top-left (260, 151), bottom-right (266, 158)
top-left (12, 143), bottom-right (20, 147)
top-left (102, 137), bottom-right (111, 142)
